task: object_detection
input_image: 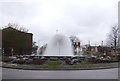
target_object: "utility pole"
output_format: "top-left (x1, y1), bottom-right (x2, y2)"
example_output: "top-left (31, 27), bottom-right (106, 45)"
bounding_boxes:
top-left (101, 41), bottom-right (103, 46)
top-left (89, 40), bottom-right (91, 46)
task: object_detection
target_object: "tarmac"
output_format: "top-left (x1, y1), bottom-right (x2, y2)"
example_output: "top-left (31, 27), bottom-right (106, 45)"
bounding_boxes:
top-left (2, 67), bottom-right (119, 79)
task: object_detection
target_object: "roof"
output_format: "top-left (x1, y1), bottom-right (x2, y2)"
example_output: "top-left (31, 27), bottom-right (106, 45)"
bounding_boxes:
top-left (2, 27), bottom-right (33, 35)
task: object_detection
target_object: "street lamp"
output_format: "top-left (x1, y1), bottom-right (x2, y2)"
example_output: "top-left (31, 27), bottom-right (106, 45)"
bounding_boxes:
top-left (11, 48), bottom-right (14, 56)
top-left (2, 48), bottom-right (4, 60)
top-left (0, 48), bottom-right (1, 61)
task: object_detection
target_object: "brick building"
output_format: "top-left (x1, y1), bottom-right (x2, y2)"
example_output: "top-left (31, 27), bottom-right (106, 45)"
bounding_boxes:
top-left (2, 27), bottom-right (33, 56)
top-left (0, 30), bottom-right (2, 56)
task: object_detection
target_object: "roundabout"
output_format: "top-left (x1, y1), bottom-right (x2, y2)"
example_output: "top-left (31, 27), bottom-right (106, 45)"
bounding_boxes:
top-left (1, 31), bottom-right (119, 80)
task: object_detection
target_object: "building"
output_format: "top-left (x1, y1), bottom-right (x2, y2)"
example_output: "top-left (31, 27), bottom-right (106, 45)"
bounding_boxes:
top-left (85, 46), bottom-right (98, 56)
top-left (2, 27), bottom-right (33, 56)
top-left (84, 45), bottom-right (115, 57)
top-left (0, 30), bottom-right (2, 56)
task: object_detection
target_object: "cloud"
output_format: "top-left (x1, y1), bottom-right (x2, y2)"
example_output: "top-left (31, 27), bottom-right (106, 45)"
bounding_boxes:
top-left (0, 0), bottom-right (119, 46)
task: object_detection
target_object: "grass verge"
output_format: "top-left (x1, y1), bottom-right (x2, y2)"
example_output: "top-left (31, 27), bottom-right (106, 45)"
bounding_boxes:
top-left (2, 62), bottom-right (118, 70)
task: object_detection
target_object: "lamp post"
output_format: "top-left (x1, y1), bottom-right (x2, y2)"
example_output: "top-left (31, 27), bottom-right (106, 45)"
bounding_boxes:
top-left (0, 48), bottom-right (1, 56)
top-left (2, 48), bottom-right (4, 61)
top-left (11, 48), bottom-right (14, 56)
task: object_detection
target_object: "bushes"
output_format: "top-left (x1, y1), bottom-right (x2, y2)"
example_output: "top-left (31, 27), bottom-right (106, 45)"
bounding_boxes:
top-left (11, 59), bottom-right (61, 65)
top-left (3, 58), bottom-right (14, 62)
top-left (87, 57), bottom-right (119, 63)
top-left (3, 57), bottom-right (46, 65)
top-left (110, 57), bottom-right (119, 62)
top-left (12, 59), bottom-right (26, 64)
top-left (26, 59), bottom-right (46, 65)
top-left (87, 58), bottom-right (111, 63)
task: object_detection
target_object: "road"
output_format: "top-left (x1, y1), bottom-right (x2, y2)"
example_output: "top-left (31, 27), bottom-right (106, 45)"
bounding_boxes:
top-left (1, 68), bottom-right (118, 79)
top-left (0, 67), bottom-right (1, 81)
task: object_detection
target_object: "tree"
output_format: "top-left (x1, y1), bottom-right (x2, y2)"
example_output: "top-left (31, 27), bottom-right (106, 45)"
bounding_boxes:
top-left (70, 35), bottom-right (80, 43)
top-left (70, 35), bottom-right (81, 55)
top-left (3, 23), bottom-right (29, 33)
top-left (106, 25), bottom-right (119, 49)
top-left (118, 25), bottom-right (120, 48)
top-left (32, 41), bottom-right (38, 54)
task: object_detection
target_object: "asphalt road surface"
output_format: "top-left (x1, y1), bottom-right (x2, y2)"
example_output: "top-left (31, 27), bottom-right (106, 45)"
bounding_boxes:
top-left (0, 67), bottom-right (2, 81)
top-left (2, 68), bottom-right (119, 79)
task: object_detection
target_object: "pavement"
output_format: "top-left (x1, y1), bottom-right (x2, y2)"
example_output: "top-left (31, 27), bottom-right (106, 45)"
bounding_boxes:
top-left (2, 68), bottom-right (118, 79)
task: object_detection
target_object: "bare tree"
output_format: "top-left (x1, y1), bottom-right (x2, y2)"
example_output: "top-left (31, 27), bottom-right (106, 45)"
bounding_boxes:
top-left (70, 35), bottom-right (80, 43)
top-left (3, 23), bottom-right (29, 33)
top-left (32, 41), bottom-right (38, 54)
top-left (106, 25), bottom-right (119, 49)
top-left (118, 28), bottom-right (120, 48)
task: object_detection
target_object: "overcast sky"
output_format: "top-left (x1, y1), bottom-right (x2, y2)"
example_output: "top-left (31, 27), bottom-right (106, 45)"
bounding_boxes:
top-left (0, 0), bottom-right (119, 46)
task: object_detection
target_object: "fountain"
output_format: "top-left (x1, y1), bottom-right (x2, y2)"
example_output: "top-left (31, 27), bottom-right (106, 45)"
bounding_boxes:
top-left (34, 32), bottom-right (85, 65)
top-left (43, 33), bottom-right (74, 56)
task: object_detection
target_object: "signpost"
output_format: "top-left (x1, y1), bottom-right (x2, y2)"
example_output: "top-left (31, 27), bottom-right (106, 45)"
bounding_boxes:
top-left (11, 48), bottom-right (14, 56)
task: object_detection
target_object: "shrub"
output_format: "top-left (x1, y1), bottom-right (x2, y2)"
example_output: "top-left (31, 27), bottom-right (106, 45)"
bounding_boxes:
top-left (87, 58), bottom-right (111, 63)
top-left (12, 59), bottom-right (26, 64)
top-left (110, 57), bottom-right (119, 62)
top-left (26, 59), bottom-right (45, 65)
top-left (3, 58), bottom-right (14, 62)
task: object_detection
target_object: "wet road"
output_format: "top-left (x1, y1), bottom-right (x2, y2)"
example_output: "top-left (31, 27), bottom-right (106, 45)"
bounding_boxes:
top-left (2, 68), bottom-right (118, 79)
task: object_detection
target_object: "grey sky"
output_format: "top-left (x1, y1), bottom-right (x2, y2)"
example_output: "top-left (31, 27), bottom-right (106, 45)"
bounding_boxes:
top-left (0, 0), bottom-right (119, 46)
